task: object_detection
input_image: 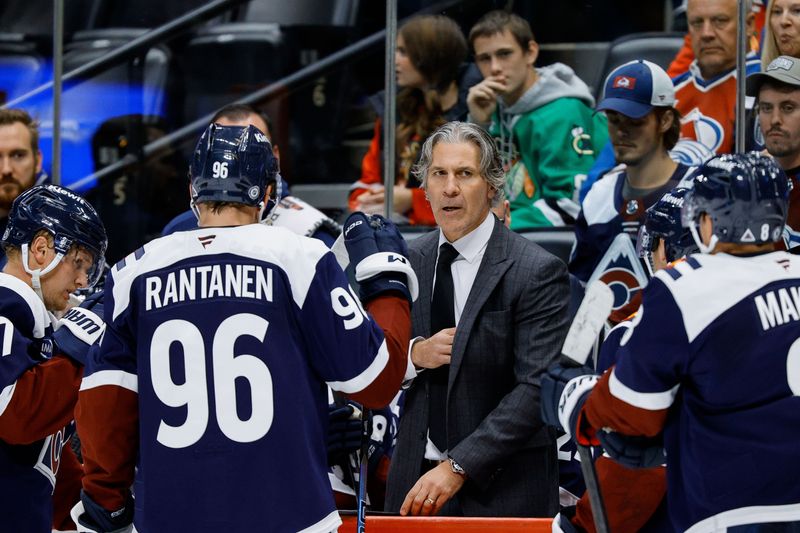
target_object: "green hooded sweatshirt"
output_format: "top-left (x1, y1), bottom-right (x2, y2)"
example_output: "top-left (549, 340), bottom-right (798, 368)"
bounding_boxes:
top-left (487, 62), bottom-right (609, 230)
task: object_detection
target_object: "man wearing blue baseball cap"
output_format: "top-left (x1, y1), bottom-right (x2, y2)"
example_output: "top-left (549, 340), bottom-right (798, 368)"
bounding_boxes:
top-left (569, 60), bottom-right (697, 314)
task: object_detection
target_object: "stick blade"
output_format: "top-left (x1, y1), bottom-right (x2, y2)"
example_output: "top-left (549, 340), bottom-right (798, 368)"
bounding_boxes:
top-left (562, 281), bottom-right (614, 366)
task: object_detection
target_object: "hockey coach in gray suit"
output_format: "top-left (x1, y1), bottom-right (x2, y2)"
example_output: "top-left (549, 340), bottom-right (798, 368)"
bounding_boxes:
top-left (385, 121), bottom-right (569, 517)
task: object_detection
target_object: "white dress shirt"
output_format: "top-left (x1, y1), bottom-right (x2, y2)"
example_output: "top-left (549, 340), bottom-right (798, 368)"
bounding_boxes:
top-left (409, 212), bottom-right (495, 460)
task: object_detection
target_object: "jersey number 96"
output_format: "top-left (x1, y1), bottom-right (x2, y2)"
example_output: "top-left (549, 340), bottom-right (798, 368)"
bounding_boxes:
top-left (150, 313), bottom-right (273, 448)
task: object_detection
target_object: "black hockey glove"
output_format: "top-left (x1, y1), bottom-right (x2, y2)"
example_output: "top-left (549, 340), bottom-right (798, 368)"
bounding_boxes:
top-left (343, 212), bottom-right (418, 303)
top-left (327, 401), bottom-right (363, 465)
top-left (53, 292), bottom-right (105, 366)
top-left (597, 430), bottom-right (666, 469)
top-left (540, 363), bottom-right (595, 430)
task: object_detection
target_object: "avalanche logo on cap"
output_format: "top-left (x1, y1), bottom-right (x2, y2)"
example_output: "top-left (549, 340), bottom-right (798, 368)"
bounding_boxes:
top-left (613, 76), bottom-right (636, 90)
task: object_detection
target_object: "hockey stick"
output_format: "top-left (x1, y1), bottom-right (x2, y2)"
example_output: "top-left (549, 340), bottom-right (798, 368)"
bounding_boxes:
top-left (355, 405), bottom-right (372, 533)
top-left (561, 281), bottom-right (614, 533)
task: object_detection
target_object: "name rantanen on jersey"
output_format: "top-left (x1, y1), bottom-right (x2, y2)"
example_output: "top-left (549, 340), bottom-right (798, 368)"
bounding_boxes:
top-left (144, 264), bottom-right (274, 310)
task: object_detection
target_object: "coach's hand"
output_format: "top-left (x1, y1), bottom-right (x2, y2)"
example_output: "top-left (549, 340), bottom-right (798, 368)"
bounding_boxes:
top-left (400, 461), bottom-right (465, 517)
top-left (411, 328), bottom-right (455, 370)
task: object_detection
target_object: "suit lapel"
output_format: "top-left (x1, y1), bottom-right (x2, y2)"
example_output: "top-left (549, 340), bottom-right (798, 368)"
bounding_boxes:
top-left (411, 232), bottom-right (438, 339)
top-left (449, 219), bottom-right (513, 387)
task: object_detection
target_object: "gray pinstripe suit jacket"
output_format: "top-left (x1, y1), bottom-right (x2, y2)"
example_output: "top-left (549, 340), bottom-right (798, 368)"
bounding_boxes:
top-left (385, 217), bottom-right (570, 517)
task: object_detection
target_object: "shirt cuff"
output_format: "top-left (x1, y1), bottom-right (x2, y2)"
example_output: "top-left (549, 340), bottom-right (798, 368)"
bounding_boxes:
top-left (402, 336), bottom-right (424, 387)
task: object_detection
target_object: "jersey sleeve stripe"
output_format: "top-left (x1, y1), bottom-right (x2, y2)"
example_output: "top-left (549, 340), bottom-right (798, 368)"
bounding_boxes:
top-left (326, 339), bottom-right (389, 393)
top-left (80, 370), bottom-right (138, 393)
top-left (609, 369), bottom-right (679, 410)
top-left (0, 382), bottom-right (16, 417)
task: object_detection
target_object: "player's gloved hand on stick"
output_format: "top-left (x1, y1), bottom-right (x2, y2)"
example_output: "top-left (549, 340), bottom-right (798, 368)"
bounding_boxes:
top-left (343, 212), bottom-right (418, 303)
top-left (327, 401), bottom-right (363, 464)
top-left (71, 490), bottom-right (133, 533)
top-left (540, 362), bottom-right (600, 446)
top-left (597, 430), bottom-right (666, 469)
top-left (53, 291), bottom-right (105, 366)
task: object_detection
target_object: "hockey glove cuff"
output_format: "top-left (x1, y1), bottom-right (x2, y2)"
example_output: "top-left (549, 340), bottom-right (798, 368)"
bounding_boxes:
top-left (327, 402), bottom-right (363, 464)
top-left (540, 363), bottom-right (595, 430)
top-left (71, 490), bottom-right (133, 533)
top-left (557, 373), bottom-right (600, 444)
top-left (53, 292), bottom-right (105, 366)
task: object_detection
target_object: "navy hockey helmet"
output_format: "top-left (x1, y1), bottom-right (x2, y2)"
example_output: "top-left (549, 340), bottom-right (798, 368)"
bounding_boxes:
top-left (637, 187), bottom-right (698, 264)
top-left (189, 123), bottom-right (280, 214)
top-left (2, 184), bottom-right (108, 288)
top-left (681, 152), bottom-right (791, 253)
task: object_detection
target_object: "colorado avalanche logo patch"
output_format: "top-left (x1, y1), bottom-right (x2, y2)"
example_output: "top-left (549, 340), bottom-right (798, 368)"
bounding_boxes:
top-left (587, 234), bottom-right (650, 324)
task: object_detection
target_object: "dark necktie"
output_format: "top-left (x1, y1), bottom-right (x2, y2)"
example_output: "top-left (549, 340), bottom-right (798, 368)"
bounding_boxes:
top-left (428, 242), bottom-right (458, 451)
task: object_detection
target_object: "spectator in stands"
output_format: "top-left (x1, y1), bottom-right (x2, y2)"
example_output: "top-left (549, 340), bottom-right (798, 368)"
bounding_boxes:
top-left (747, 55), bottom-right (800, 250)
top-left (583, 0), bottom-right (760, 202)
top-left (673, 0), bottom-right (759, 154)
top-left (761, 0), bottom-right (800, 68)
top-left (162, 103), bottom-right (339, 246)
top-left (349, 14), bottom-right (479, 226)
top-left (466, 10), bottom-right (608, 230)
top-left (0, 108), bottom-right (47, 267)
top-left (668, 0), bottom-right (766, 77)
top-left (570, 61), bottom-right (695, 322)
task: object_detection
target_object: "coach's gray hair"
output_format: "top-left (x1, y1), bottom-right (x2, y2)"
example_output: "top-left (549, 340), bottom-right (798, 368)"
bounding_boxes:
top-left (412, 121), bottom-right (505, 206)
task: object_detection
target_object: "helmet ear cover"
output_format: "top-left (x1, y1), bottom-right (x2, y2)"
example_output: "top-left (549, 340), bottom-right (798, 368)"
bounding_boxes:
top-left (2, 184), bottom-right (108, 289)
top-left (682, 152), bottom-right (791, 252)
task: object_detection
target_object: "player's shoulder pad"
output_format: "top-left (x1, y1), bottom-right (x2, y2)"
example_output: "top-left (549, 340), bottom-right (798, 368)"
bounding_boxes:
top-left (582, 167), bottom-right (625, 225)
top-left (0, 272), bottom-right (50, 338)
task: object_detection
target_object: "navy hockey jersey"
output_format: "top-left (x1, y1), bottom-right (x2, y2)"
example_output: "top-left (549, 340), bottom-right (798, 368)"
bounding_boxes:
top-left (569, 163), bottom-right (693, 283)
top-left (77, 224), bottom-right (410, 533)
top-left (0, 272), bottom-right (82, 532)
top-left (584, 252), bottom-right (800, 531)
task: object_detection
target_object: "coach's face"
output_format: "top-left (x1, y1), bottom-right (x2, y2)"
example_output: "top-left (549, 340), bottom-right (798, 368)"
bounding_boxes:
top-left (0, 122), bottom-right (40, 213)
top-left (426, 141), bottom-right (494, 242)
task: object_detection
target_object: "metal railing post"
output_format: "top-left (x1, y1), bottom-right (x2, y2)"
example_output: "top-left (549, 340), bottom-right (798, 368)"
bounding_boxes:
top-left (383, 0), bottom-right (398, 220)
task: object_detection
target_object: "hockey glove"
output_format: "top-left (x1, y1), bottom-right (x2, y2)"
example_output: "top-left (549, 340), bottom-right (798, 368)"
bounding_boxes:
top-left (53, 292), bottom-right (105, 366)
top-left (71, 491), bottom-right (133, 533)
top-left (597, 431), bottom-right (666, 469)
top-left (540, 363), bottom-right (595, 430)
top-left (343, 212), bottom-right (418, 303)
top-left (327, 402), bottom-right (364, 464)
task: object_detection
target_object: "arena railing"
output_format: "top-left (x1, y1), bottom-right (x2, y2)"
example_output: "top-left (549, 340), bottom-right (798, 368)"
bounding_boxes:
top-left (3, 0), bottom-right (462, 192)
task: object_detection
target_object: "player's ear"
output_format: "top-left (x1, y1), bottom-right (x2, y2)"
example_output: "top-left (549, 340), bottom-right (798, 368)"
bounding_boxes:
top-left (29, 234), bottom-right (51, 267)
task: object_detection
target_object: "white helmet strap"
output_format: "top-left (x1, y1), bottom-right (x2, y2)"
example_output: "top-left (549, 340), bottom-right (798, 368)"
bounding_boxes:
top-left (689, 222), bottom-right (718, 254)
top-left (21, 243), bottom-right (65, 301)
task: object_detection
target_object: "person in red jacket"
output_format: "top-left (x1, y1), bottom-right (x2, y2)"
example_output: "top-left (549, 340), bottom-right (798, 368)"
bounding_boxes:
top-left (349, 14), bottom-right (480, 226)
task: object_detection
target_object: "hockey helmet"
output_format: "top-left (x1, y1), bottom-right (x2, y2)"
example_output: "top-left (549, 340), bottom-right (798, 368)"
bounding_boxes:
top-left (189, 124), bottom-right (280, 215)
top-left (681, 152), bottom-right (791, 253)
top-left (2, 184), bottom-right (108, 288)
top-left (637, 187), bottom-right (698, 264)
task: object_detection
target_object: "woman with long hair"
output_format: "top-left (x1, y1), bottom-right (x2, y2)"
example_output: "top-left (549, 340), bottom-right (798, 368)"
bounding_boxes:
top-left (349, 14), bottom-right (478, 225)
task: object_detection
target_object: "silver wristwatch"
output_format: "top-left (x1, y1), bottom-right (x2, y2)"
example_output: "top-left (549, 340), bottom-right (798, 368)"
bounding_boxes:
top-left (448, 456), bottom-right (466, 477)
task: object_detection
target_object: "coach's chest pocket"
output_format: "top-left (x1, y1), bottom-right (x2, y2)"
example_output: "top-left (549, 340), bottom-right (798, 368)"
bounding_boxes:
top-left (469, 309), bottom-right (513, 368)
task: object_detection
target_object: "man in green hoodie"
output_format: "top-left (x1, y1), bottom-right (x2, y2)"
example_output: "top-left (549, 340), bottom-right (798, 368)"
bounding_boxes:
top-left (467, 11), bottom-right (608, 230)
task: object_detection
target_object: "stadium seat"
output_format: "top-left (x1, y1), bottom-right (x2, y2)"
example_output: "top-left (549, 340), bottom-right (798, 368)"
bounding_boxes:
top-left (595, 32), bottom-right (685, 99)
top-left (29, 29), bottom-right (173, 190)
top-left (0, 38), bottom-right (47, 104)
top-left (538, 42), bottom-right (610, 98)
